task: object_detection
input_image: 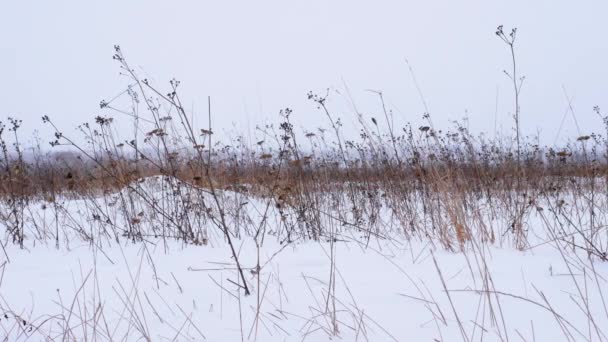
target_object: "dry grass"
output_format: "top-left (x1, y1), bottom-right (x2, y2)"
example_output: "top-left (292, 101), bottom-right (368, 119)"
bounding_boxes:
top-left (0, 38), bottom-right (607, 341)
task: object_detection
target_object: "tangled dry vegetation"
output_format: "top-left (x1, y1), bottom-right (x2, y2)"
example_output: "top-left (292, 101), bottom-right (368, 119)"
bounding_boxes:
top-left (0, 46), bottom-right (606, 255)
top-left (0, 29), bottom-right (607, 341)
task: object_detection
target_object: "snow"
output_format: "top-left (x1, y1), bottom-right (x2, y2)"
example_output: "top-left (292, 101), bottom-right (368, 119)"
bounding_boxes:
top-left (0, 178), bottom-right (607, 341)
top-left (1, 238), bottom-right (606, 340)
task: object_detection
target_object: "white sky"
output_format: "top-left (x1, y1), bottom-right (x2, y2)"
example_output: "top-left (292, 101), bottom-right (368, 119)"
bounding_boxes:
top-left (1, 1), bottom-right (607, 147)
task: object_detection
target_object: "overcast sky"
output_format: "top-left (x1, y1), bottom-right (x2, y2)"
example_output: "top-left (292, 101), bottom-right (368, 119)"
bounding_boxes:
top-left (1, 0), bottom-right (607, 147)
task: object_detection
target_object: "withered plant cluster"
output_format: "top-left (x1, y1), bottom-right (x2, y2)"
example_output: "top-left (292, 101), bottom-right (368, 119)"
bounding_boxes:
top-left (0, 43), bottom-right (606, 257)
top-left (0, 27), bottom-right (607, 341)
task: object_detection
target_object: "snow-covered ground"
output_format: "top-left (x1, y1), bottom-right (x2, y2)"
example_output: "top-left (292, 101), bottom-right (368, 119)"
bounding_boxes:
top-left (3, 237), bottom-right (607, 341)
top-left (1, 177), bottom-right (607, 341)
